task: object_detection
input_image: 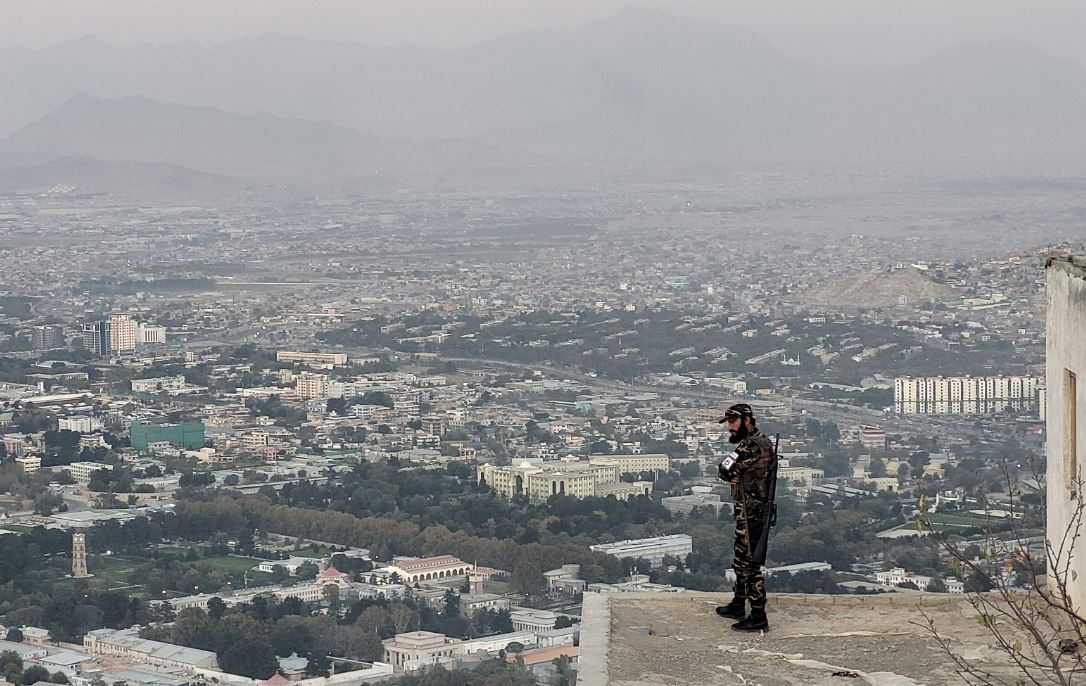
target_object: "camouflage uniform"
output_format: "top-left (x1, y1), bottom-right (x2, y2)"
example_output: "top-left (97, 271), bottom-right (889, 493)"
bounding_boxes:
top-left (729, 429), bottom-right (774, 609)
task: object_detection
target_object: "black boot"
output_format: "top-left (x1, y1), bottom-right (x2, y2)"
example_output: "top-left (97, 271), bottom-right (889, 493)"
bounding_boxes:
top-left (715, 596), bottom-right (746, 619)
top-left (731, 607), bottom-right (768, 632)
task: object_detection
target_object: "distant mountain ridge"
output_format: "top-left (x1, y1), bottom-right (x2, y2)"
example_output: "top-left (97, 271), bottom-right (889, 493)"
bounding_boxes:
top-left (1, 6), bottom-right (1085, 167)
top-left (0, 94), bottom-right (543, 187)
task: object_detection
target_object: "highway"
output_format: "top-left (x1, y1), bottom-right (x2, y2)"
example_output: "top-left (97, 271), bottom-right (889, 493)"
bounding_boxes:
top-left (436, 355), bottom-right (988, 442)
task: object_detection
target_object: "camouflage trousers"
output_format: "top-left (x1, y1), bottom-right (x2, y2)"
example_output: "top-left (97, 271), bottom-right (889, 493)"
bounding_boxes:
top-left (733, 497), bottom-right (767, 609)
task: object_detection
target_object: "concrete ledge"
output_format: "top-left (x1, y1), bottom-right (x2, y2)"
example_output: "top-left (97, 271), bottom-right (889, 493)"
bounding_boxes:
top-left (578, 593), bottom-right (611, 686)
top-left (578, 591), bottom-right (988, 686)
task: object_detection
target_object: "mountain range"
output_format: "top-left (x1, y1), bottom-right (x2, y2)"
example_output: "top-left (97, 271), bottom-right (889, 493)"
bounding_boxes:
top-left (0, 94), bottom-right (541, 188)
top-left (1, 4), bottom-right (1085, 197)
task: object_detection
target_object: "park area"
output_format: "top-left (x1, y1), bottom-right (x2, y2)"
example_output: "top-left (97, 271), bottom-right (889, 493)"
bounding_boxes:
top-left (924, 511), bottom-right (1013, 533)
top-left (48, 551), bottom-right (275, 595)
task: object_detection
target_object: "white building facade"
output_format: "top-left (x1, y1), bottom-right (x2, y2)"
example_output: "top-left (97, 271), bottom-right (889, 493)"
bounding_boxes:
top-left (1046, 256), bottom-right (1086, 613)
top-left (138, 323), bottom-right (167, 344)
top-left (895, 375), bottom-right (1041, 415)
top-left (59, 415), bottom-right (103, 433)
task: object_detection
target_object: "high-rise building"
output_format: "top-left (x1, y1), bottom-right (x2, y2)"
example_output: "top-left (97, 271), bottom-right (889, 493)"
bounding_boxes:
top-left (894, 375), bottom-right (1041, 415)
top-left (31, 325), bottom-right (65, 350)
top-left (295, 372), bottom-right (329, 399)
top-left (81, 321), bottom-right (109, 356)
top-left (108, 314), bottom-right (136, 352)
top-left (421, 415), bottom-right (445, 437)
top-left (72, 533), bottom-right (90, 578)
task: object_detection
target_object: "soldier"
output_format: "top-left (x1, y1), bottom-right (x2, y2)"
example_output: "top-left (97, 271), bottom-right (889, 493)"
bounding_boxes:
top-left (714, 403), bottom-right (774, 631)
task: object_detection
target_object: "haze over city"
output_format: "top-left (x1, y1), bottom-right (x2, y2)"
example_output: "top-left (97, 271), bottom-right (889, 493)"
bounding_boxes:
top-left (0, 3), bottom-right (1084, 686)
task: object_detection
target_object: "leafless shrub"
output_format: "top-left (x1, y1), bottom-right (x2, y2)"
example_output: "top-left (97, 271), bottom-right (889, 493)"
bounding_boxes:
top-left (918, 460), bottom-right (1086, 685)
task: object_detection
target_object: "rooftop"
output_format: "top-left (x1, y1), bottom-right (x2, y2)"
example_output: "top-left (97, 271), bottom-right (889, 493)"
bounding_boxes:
top-left (392, 555), bottom-right (466, 572)
top-left (579, 592), bottom-right (1027, 686)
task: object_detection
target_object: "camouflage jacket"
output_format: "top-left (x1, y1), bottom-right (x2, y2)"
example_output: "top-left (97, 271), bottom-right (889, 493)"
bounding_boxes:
top-left (730, 429), bottom-right (775, 502)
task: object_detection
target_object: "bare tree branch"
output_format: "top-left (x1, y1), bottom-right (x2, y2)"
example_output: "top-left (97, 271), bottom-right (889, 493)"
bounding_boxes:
top-left (915, 457), bottom-right (1085, 685)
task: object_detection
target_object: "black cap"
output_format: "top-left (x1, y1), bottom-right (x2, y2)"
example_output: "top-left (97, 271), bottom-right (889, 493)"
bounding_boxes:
top-left (718, 403), bottom-right (754, 423)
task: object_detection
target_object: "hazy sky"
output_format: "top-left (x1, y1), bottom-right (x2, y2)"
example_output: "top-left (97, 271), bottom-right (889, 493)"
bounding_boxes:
top-left (2, 0), bottom-right (1085, 69)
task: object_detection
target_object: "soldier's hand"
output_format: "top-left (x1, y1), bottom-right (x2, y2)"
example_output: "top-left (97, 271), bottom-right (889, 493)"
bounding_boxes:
top-left (729, 475), bottom-right (740, 485)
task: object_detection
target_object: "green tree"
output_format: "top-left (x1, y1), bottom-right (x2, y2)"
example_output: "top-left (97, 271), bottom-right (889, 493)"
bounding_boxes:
top-left (219, 639), bottom-right (278, 679)
top-left (553, 655), bottom-right (576, 686)
top-left (323, 584), bottom-right (342, 618)
top-left (33, 493), bottom-right (64, 516)
top-left (1, 651), bottom-right (23, 686)
top-left (359, 391), bottom-right (393, 408)
top-left (868, 457), bottom-right (887, 478)
top-left (355, 606), bottom-right (391, 637)
top-left (511, 560), bottom-right (546, 596)
top-left (296, 562), bottom-right (318, 581)
top-left (268, 617), bottom-right (314, 657)
top-left (821, 450), bottom-right (851, 477)
top-left (326, 397), bottom-right (348, 416)
top-left (21, 665), bottom-right (52, 685)
top-left (443, 589), bottom-right (459, 617)
top-left (207, 597), bottom-right (227, 621)
top-left (306, 651), bottom-right (331, 677)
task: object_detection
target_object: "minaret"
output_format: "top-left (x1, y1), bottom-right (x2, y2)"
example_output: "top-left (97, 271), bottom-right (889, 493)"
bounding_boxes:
top-left (72, 533), bottom-right (89, 578)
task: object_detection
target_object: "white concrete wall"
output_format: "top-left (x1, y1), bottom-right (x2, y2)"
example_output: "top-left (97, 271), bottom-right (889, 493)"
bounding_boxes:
top-left (1046, 257), bottom-right (1086, 613)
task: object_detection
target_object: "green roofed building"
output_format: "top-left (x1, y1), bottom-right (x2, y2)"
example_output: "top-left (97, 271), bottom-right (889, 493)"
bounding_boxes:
top-left (130, 420), bottom-right (205, 451)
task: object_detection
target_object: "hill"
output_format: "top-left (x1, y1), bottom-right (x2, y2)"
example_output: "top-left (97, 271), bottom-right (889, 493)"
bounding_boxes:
top-left (797, 268), bottom-right (957, 308)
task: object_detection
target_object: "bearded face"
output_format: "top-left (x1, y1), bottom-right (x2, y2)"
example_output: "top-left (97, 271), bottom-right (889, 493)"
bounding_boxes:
top-left (728, 420), bottom-right (750, 444)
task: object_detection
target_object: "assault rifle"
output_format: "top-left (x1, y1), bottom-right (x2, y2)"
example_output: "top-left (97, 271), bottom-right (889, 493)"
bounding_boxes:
top-left (751, 433), bottom-right (780, 566)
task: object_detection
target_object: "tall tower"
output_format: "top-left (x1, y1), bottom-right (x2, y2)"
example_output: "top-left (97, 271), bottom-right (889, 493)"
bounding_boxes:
top-left (108, 314), bottom-right (136, 352)
top-left (31, 325), bottom-right (65, 351)
top-left (81, 321), bottom-right (109, 357)
top-left (469, 562), bottom-right (484, 595)
top-left (72, 533), bottom-right (89, 578)
top-left (469, 573), bottom-right (484, 595)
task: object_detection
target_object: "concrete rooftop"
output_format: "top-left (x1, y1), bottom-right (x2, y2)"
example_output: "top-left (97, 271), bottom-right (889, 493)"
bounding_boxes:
top-left (579, 592), bottom-right (1029, 686)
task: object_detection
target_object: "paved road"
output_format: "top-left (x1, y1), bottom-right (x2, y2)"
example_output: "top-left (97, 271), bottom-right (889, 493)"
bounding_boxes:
top-left (438, 355), bottom-right (987, 441)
